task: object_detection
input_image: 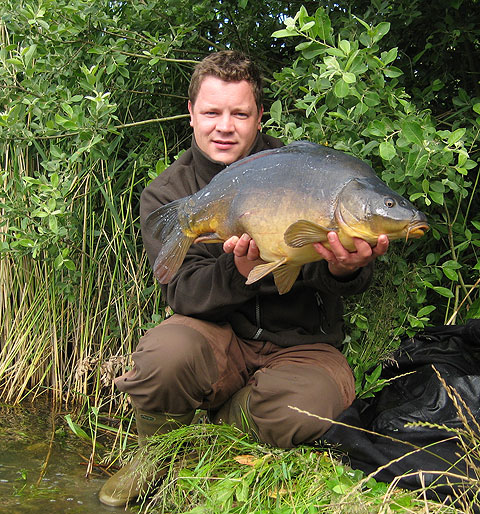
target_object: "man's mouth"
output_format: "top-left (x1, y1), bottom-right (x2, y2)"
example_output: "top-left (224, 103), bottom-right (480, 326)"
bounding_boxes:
top-left (213, 140), bottom-right (236, 148)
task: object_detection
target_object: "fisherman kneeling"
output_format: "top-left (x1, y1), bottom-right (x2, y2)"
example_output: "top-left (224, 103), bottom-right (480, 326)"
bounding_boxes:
top-left (99, 50), bottom-right (389, 507)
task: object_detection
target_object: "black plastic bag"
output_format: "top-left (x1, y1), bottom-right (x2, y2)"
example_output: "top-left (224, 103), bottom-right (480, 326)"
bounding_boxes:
top-left (323, 319), bottom-right (480, 510)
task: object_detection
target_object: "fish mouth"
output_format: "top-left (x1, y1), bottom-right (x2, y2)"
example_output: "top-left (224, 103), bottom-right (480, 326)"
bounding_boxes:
top-left (406, 220), bottom-right (430, 240)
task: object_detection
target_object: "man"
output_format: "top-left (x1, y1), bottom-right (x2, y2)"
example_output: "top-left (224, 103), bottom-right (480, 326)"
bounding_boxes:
top-left (99, 50), bottom-right (389, 507)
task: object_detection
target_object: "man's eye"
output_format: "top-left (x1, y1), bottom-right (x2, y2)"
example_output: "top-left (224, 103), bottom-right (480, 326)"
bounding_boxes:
top-left (235, 113), bottom-right (248, 119)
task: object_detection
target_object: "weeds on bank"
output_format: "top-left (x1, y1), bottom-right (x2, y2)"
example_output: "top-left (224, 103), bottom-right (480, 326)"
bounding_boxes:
top-left (125, 422), bottom-right (442, 514)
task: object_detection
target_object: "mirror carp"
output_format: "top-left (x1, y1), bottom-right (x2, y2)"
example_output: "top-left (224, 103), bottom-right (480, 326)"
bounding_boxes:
top-left (147, 141), bottom-right (429, 294)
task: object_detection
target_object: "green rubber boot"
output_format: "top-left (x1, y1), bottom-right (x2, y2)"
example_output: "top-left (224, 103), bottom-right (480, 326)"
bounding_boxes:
top-left (211, 385), bottom-right (260, 441)
top-left (98, 409), bottom-right (194, 507)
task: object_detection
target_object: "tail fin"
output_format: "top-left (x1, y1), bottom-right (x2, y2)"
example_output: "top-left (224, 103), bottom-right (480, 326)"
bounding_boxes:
top-left (146, 200), bottom-right (195, 283)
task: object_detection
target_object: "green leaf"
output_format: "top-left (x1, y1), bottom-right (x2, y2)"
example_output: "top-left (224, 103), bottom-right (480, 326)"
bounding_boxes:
top-left (364, 91), bottom-right (380, 106)
top-left (300, 20), bottom-right (315, 32)
top-left (64, 259), bottom-right (76, 271)
top-left (272, 28), bottom-right (297, 38)
top-left (422, 178), bottom-right (429, 193)
top-left (447, 128), bottom-right (466, 145)
top-left (61, 103), bottom-right (74, 118)
top-left (401, 120), bottom-right (424, 146)
top-left (379, 141), bottom-right (396, 160)
top-left (381, 47), bottom-right (398, 65)
top-left (368, 364), bottom-right (382, 382)
top-left (48, 215), bottom-right (58, 233)
top-left (23, 44), bottom-right (37, 68)
top-left (270, 100), bottom-right (282, 122)
top-left (19, 238), bottom-right (35, 247)
top-left (433, 286), bottom-right (454, 298)
top-left (429, 191), bottom-right (444, 205)
top-left (6, 57), bottom-right (24, 67)
top-left (442, 268), bottom-right (458, 281)
top-left (315, 7), bottom-right (332, 42)
top-left (414, 154), bottom-right (429, 175)
top-left (443, 259), bottom-right (462, 269)
top-left (118, 66), bottom-right (130, 78)
top-left (417, 305), bottom-right (436, 317)
top-left (383, 66), bottom-right (403, 78)
top-left (339, 39), bottom-right (350, 55)
top-left (302, 46), bottom-right (325, 59)
top-left (334, 79), bottom-right (349, 98)
top-left (342, 72), bottom-right (356, 84)
top-left (372, 22), bottom-right (391, 42)
top-left (333, 484), bottom-right (349, 494)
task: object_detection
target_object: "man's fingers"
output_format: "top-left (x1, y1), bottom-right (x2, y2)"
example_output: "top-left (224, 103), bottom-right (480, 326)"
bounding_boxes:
top-left (246, 238), bottom-right (260, 260)
top-left (312, 241), bottom-right (333, 261)
top-left (352, 237), bottom-right (374, 257)
top-left (373, 235), bottom-right (389, 256)
top-left (327, 232), bottom-right (350, 260)
top-left (223, 235), bottom-right (239, 253)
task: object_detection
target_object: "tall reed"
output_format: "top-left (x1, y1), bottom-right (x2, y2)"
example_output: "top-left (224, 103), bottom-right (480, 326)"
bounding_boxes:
top-left (0, 140), bottom-right (163, 410)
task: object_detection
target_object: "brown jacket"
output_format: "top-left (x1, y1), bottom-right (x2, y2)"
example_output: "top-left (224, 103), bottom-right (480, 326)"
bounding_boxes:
top-left (140, 133), bottom-right (374, 347)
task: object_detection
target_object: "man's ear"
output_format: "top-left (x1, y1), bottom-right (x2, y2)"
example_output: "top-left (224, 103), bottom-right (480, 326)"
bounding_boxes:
top-left (257, 106), bottom-right (264, 130)
top-left (188, 100), bottom-right (194, 127)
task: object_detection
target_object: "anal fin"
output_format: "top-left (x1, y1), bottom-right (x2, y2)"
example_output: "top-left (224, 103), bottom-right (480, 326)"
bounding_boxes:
top-left (273, 264), bottom-right (302, 295)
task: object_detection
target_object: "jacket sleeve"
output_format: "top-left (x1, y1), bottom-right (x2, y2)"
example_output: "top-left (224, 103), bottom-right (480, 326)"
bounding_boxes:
top-left (160, 243), bottom-right (263, 319)
top-left (302, 259), bottom-right (374, 296)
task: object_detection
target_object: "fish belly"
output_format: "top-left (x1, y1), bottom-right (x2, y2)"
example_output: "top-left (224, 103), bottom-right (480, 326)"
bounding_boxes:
top-left (236, 204), bottom-right (328, 266)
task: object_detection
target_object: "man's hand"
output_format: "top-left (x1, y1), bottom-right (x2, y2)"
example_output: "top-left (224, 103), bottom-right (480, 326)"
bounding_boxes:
top-left (313, 232), bottom-right (389, 278)
top-left (223, 233), bottom-right (265, 278)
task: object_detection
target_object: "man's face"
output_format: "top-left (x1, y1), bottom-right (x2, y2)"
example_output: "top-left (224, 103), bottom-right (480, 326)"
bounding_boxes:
top-left (188, 76), bottom-right (264, 165)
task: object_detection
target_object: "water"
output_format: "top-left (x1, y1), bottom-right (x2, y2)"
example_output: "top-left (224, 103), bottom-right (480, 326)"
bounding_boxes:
top-left (0, 403), bottom-right (131, 513)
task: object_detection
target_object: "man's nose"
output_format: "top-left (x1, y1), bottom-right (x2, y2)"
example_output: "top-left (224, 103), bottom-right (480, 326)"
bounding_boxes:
top-left (216, 114), bottom-right (234, 132)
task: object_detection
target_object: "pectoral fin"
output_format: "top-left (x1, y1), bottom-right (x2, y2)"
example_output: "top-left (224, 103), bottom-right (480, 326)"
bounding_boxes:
top-left (273, 264), bottom-right (302, 295)
top-left (246, 258), bottom-right (287, 285)
top-left (194, 233), bottom-right (225, 244)
top-left (284, 220), bottom-right (336, 247)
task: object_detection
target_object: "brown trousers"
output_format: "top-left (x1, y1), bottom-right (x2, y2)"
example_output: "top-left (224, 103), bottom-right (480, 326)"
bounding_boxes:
top-left (115, 314), bottom-right (355, 448)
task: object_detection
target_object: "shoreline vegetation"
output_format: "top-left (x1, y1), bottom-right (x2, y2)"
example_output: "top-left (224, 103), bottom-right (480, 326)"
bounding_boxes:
top-left (1, 1), bottom-right (479, 511)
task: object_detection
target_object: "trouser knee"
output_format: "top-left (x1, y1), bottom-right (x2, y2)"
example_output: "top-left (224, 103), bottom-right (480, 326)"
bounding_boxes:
top-left (248, 365), bottom-right (346, 448)
top-left (115, 323), bottom-right (218, 413)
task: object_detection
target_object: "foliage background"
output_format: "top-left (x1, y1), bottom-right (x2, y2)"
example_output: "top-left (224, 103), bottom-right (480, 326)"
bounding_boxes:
top-left (0, 0), bottom-right (479, 409)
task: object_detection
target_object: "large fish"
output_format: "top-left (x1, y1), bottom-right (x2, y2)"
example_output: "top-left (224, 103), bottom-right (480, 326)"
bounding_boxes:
top-left (147, 141), bottom-right (429, 294)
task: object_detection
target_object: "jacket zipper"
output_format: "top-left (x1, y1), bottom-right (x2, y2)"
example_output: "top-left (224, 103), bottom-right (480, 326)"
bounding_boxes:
top-left (252, 294), bottom-right (263, 340)
top-left (315, 292), bottom-right (327, 335)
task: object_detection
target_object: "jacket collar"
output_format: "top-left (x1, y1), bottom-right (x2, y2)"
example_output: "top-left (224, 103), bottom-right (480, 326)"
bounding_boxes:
top-left (191, 132), bottom-right (265, 185)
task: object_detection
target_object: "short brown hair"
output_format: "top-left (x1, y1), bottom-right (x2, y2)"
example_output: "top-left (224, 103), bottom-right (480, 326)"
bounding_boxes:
top-left (188, 50), bottom-right (263, 112)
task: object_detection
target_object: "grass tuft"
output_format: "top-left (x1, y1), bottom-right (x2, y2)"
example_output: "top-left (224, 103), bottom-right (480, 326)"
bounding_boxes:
top-left (129, 421), bottom-right (442, 514)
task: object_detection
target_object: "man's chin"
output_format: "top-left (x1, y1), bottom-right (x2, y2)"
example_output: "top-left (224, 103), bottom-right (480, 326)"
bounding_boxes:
top-left (209, 147), bottom-right (240, 165)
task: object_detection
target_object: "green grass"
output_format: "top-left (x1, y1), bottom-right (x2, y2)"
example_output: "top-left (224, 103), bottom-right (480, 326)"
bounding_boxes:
top-left (119, 421), bottom-right (456, 514)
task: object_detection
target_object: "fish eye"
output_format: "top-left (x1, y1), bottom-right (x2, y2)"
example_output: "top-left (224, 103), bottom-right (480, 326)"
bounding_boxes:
top-left (384, 197), bottom-right (396, 208)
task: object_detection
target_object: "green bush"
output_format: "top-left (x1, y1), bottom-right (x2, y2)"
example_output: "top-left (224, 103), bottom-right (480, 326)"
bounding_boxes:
top-left (264, 7), bottom-right (480, 363)
top-left (0, 1), bottom-right (478, 405)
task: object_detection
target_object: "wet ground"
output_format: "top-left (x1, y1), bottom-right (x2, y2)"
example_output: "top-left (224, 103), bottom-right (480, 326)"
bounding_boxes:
top-left (0, 403), bottom-right (131, 513)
